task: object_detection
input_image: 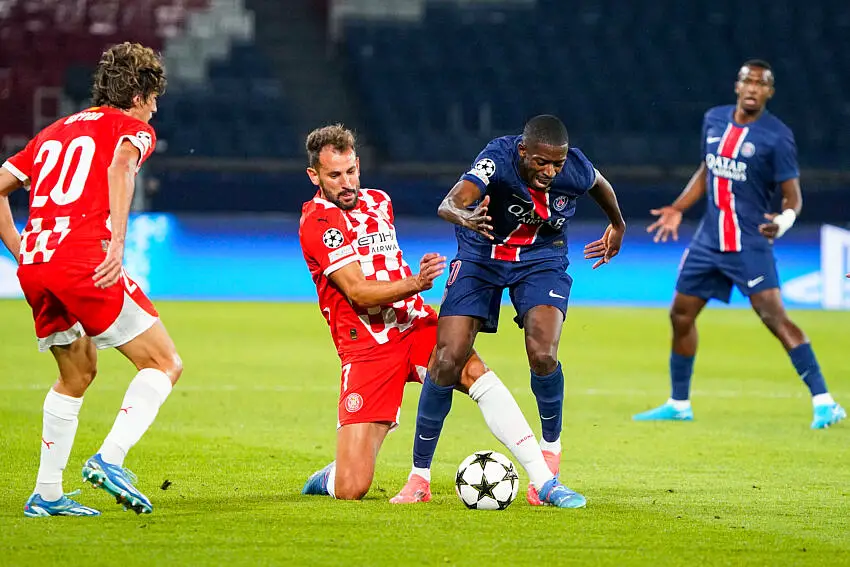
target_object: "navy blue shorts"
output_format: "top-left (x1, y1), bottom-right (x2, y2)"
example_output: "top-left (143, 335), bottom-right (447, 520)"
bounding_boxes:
top-left (438, 256), bottom-right (572, 333)
top-left (675, 241), bottom-right (779, 303)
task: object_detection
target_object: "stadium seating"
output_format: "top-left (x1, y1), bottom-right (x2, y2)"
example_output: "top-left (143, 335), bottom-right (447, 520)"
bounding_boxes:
top-left (340, 0), bottom-right (849, 167)
top-left (0, 0), bottom-right (300, 159)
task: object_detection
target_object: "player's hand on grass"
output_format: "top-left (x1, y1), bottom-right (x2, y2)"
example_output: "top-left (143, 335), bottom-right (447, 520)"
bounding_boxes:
top-left (93, 241), bottom-right (124, 289)
top-left (647, 206), bottom-right (682, 242)
top-left (461, 195), bottom-right (494, 240)
top-left (415, 253), bottom-right (446, 291)
top-left (584, 223), bottom-right (624, 269)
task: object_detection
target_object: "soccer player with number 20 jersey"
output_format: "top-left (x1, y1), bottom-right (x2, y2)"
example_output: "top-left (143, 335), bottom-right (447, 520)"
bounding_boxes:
top-left (635, 60), bottom-right (845, 429)
top-left (0, 43), bottom-right (182, 517)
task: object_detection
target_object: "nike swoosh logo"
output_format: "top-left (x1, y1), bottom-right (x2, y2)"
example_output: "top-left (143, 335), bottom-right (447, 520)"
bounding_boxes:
top-left (540, 415), bottom-right (558, 420)
top-left (707, 136), bottom-right (722, 143)
top-left (548, 290), bottom-right (565, 299)
top-left (418, 435), bottom-right (437, 441)
top-left (747, 276), bottom-right (765, 288)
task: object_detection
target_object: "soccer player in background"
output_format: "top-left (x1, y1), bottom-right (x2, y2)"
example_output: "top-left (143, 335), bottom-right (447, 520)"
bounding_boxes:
top-left (0, 43), bottom-right (182, 517)
top-left (299, 125), bottom-right (579, 506)
top-left (633, 60), bottom-right (846, 429)
top-left (392, 115), bottom-right (626, 506)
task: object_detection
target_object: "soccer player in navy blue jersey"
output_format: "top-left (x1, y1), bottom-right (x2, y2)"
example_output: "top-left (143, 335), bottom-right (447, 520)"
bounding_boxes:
top-left (634, 60), bottom-right (845, 429)
top-left (392, 115), bottom-right (626, 506)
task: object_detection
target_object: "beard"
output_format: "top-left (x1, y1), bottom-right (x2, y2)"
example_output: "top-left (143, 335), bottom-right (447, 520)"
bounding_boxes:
top-left (324, 186), bottom-right (358, 210)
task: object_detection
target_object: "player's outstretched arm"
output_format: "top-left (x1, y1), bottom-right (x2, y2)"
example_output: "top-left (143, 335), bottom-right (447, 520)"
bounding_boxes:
top-left (759, 178), bottom-right (802, 240)
top-left (329, 253), bottom-right (446, 309)
top-left (583, 170), bottom-right (626, 269)
top-left (437, 180), bottom-right (494, 240)
top-left (647, 162), bottom-right (708, 243)
top-left (0, 168), bottom-right (22, 259)
top-left (94, 140), bottom-right (139, 289)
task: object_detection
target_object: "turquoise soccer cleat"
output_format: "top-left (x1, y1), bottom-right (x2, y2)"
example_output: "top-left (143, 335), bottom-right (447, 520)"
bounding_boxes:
top-left (82, 453), bottom-right (152, 514)
top-left (633, 402), bottom-right (694, 421)
top-left (301, 462), bottom-right (333, 496)
top-left (537, 478), bottom-right (586, 508)
top-left (24, 491), bottom-right (100, 517)
top-left (811, 403), bottom-right (847, 429)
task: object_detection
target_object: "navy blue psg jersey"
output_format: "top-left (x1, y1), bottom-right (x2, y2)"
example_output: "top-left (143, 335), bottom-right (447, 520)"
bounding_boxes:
top-left (457, 135), bottom-right (596, 262)
top-left (694, 105), bottom-right (799, 252)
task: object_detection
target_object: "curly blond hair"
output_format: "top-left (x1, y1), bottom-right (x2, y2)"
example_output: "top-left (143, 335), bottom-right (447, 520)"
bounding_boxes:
top-left (92, 42), bottom-right (166, 109)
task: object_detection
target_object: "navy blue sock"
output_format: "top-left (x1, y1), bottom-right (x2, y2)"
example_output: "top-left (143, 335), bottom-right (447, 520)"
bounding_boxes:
top-left (670, 353), bottom-right (695, 401)
top-left (530, 363), bottom-right (564, 443)
top-left (789, 343), bottom-right (828, 396)
top-left (412, 375), bottom-right (454, 469)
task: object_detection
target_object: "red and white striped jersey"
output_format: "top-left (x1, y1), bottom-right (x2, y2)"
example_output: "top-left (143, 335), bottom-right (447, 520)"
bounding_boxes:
top-left (2, 106), bottom-right (156, 265)
top-left (694, 105), bottom-right (799, 252)
top-left (299, 188), bottom-right (434, 357)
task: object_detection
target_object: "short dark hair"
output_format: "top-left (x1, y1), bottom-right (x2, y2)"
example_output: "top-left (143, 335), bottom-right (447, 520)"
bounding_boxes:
top-left (742, 58), bottom-right (772, 71)
top-left (305, 124), bottom-right (356, 168)
top-left (92, 42), bottom-right (166, 109)
top-left (522, 114), bottom-right (569, 147)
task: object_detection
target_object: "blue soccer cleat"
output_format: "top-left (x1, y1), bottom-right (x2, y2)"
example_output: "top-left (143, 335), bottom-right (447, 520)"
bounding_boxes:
top-left (301, 462), bottom-right (333, 496)
top-left (537, 477), bottom-right (586, 508)
top-left (633, 402), bottom-right (694, 421)
top-left (82, 453), bottom-right (152, 514)
top-left (24, 491), bottom-right (100, 517)
top-left (811, 403), bottom-right (847, 429)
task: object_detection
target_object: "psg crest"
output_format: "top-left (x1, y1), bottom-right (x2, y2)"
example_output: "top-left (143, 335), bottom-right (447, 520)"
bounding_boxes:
top-left (553, 195), bottom-right (568, 211)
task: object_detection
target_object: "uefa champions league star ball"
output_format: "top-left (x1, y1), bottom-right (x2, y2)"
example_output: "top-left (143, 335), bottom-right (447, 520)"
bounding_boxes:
top-left (454, 451), bottom-right (519, 510)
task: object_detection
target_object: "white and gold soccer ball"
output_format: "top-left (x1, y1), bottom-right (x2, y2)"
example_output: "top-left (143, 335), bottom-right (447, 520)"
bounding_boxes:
top-left (454, 450), bottom-right (519, 510)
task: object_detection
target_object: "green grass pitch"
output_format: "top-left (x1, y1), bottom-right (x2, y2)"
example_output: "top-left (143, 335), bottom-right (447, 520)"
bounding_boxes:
top-left (0, 300), bottom-right (848, 566)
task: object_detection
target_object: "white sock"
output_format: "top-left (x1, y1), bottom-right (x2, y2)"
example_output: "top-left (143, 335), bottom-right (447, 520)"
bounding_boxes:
top-left (409, 466), bottom-right (431, 482)
top-left (98, 368), bottom-right (173, 466)
top-left (326, 462), bottom-right (337, 498)
top-left (540, 437), bottom-right (561, 454)
top-left (812, 393), bottom-right (835, 407)
top-left (468, 371), bottom-right (553, 490)
top-left (668, 398), bottom-right (691, 411)
top-left (34, 389), bottom-right (83, 501)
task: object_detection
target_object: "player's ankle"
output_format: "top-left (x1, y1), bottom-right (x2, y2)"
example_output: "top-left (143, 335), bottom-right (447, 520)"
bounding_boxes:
top-left (812, 393), bottom-right (835, 407)
top-left (668, 398), bottom-right (691, 411)
top-left (410, 467), bottom-right (431, 482)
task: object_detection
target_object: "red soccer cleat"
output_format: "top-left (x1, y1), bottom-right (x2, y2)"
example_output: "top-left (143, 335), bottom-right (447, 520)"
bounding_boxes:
top-left (526, 450), bottom-right (561, 506)
top-left (389, 474), bottom-right (431, 504)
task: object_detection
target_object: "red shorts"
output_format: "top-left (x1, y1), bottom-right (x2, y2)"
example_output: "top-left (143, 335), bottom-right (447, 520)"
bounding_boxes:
top-left (337, 314), bottom-right (437, 427)
top-left (17, 261), bottom-right (159, 352)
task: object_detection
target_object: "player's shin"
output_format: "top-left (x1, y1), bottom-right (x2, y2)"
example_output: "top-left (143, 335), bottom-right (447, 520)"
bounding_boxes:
top-left (468, 371), bottom-right (553, 489)
top-left (530, 362), bottom-right (564, 451)
top-left (669, 352), bottom-right (694, 407)
top-left (35, 389), bottom-right (83, 501)
top-left (411, 375), bottom-right (454, 471)
top-left (98, 368), bottom-right (173, 466)
top-left (788, 343), bottom-right (831, 402)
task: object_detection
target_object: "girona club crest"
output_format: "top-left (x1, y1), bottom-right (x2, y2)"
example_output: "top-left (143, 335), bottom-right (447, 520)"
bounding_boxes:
top-left (345, 393), bottom-right (363, 413)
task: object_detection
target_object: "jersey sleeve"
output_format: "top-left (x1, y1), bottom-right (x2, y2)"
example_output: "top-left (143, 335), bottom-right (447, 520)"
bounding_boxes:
top-left (772, 129), bottom-right (800, 183)
top-left (567, 148), bottom-right (597, 194)
top-left (2, 137), bottom-right (37, 187)
top-left (115, 120), bottom-right (156, 172)
top-left (300, 208), bottom-right (359, 277)
top-left (460, 143), bottom-right (504, 195)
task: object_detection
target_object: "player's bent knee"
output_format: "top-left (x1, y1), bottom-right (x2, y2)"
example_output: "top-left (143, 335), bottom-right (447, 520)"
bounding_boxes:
top-left (432, 348), bottom-right (465, 387)
top-left (333, 471), bottom-right (372, 501)
top-left (528, 350), bottom-right (558, 375)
